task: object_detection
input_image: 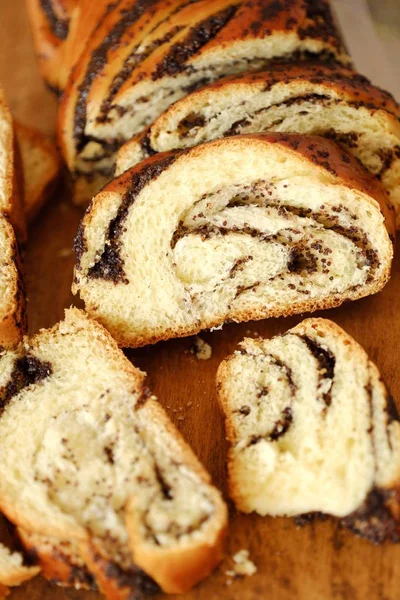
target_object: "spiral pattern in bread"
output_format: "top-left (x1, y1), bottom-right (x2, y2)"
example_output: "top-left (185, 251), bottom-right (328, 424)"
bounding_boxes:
top-left (73, 133), bottom-right (394, 348)
top-left (116, 62), bottom-right (400, 226)
top-left (57, 0), bottom-right (349, 203)
top-left (217, 318), bottom-right (400, 543)
top-left (0, 309), bottom-right (227, 597)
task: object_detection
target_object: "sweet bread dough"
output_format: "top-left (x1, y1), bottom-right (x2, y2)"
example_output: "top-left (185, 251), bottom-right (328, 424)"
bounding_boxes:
top-left (116, 63), bottom-right (400, 226)
top-left (216, 318), bottom-right (400, 543)
top-left (57, 0), bottom-right (349, 202)
top-left (0, 308), bottom-right (227, 597)
top-left (73, 133), bottom-right (394, 347)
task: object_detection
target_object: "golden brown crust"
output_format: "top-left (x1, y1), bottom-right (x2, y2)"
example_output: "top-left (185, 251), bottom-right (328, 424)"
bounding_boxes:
top-left (0, 89), bottom-right (26, 241)
top-left (118, 61), bottom-right (400, 171)
top-left (57, 0), bottom-right (349, 202)
top-left (106, 133), bottom-right (396, 239)
top-left (260, 133), bottom-right (396, 237)
top-left (15, 122), bottom-right (61, 222)
top-left (25, 0), bottom-right (78, 92)
top-left (57, 0), bottom-right (113, 92)
top-left (127, 402), bottom-right (228, 594)
top-left (75, 132), bottom-right (394, 348)
top-left (0, 221), bottom-right (27, 350)
top-left (17, 529), bottom-right (97, 591)
top-left (113, 0), bottom-right (348, 102)
top-left (177, 61), bottom-right (400, 116)
top-left (0, 583), bottom-right (9, 598)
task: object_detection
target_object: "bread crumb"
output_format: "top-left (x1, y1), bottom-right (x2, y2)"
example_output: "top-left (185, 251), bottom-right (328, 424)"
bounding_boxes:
top-left (57, 248), bottom-right (72, 258)
top-left (190, 337), bottom-right (212, 360)
top-left (226, 550), bottom-right (257, 585)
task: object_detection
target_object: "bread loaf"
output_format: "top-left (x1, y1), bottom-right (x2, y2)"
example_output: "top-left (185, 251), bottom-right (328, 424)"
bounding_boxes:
top-left (115, 63), bottom-right (400, 225)
top-left (0, 308), bottom-right (227, 598)
top-left (216, 318), bottom-right (400, 543)
top-left (73, 133), bottom-right (394, 348)
top-left (57, 0), bottom-right (349, 203)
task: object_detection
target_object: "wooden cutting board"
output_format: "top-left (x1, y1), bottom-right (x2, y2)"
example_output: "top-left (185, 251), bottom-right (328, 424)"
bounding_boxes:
top-left (1, 2), bottom-right (400, 599)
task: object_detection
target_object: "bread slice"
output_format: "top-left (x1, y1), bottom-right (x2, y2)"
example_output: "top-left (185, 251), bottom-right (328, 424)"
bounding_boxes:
top-left (15, 123), bottom-right (61, 222)
top-left (57, 0), bottom-right (350, 203)
top-left (0, 218), bottom-right (26, 348)
top-left (217, 318), bottom-right (400, 542)
top-left (25, 0), bottom-right (78, 93)
top-left (115, 62), bottom-right (400, 226)
top-left (73, 133), bottom-right (394, 348)
top-left (0, 87), bottom-right (25, 241)
top-left (0, 308), bottom-right (227, 597)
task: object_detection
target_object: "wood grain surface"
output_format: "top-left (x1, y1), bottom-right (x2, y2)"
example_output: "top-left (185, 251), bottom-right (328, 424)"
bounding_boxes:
top-left (1, 2), bottom-right (400, 599)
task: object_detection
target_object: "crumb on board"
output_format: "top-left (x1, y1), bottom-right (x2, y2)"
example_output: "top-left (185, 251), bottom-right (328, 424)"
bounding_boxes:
top-left (226, 549), bottom-right (257, 585)
top-left (190, 337), bottom-right (212, 360)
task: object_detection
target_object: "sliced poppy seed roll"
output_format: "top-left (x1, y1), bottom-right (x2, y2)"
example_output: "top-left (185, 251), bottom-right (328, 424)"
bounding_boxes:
top-left (57, 0), bottom-right (349, 203)
top-left (217, 318), bottom-right (400, 543)
top-left (0, 309), bottom-right (227, 598)
top-left (116, 62), bottom-right (400, 226)
top-left (73, 133), bottom-right (394, 348)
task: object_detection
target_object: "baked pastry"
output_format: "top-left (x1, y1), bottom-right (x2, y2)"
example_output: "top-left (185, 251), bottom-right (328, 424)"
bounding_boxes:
top-left (15, 123), bottom-right (61, 221)
top-left (115, 63), bottom-right (400, 225)
top-left (73, 133), bottom-right (394, 348)
top-left (216, 318), bottom-right (400, 543)
top-left (0, 87), bottom-right (25, 241)
top-left (0, 308), bottom-right (227, 597)
top-left (0, 95), bottom-right (27, 348)
top-left (57, 0), bottom-right (349, 203)
top-left (25, 0), bottom-right (78, 93)
top-left (0, 218), bottom-right (26, 348)
top-left (0, 541), bottom-right (40, 597)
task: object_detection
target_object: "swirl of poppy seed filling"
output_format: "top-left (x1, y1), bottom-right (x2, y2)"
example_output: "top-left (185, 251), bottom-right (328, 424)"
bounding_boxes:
top-left (31, 402), bottom-right (216, 571)
top-left (71, 0), bottom-right (346, 187)
top-left (40, 0), bottom-right (70, 40)
top-left (230, 333), bottom-right (336, 451)
top-left (164, 179), bottom-right (379, 315)
top-left (75, 50), bottom-right (341, 181)
top-left (219, 322), bottom-right (400, 541)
